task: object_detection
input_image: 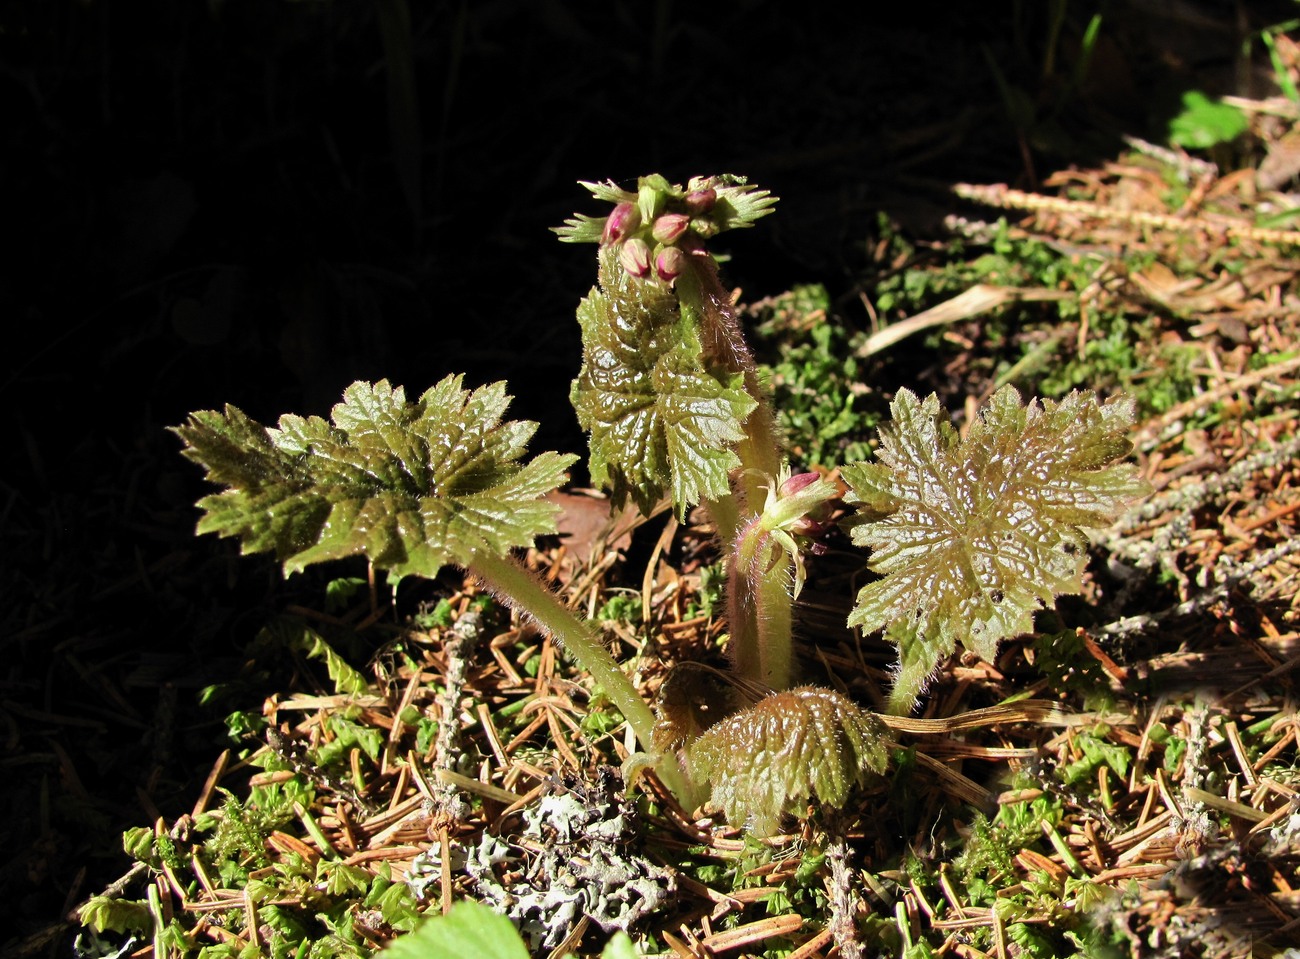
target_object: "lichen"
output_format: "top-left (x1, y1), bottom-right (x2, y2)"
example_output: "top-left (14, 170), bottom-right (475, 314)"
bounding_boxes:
top-left (465, 769), bottom-right (674, 950)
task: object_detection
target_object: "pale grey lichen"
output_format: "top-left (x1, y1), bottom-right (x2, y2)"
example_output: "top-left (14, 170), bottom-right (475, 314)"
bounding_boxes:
top-left (465, 769), bottom-right (674, 951)
top-left (1266, 810), bottom-right (1300, 856)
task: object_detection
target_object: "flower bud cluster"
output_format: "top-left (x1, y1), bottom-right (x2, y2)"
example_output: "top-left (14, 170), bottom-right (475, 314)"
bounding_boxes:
top-left (594, 175), bottom-right (728, 285)
top-left (554, 174), bottom-right (776, 276)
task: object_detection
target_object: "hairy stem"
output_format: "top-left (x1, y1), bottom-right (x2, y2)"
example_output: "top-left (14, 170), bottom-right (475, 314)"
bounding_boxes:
top-left (678, 253), bottom-right (795, 690)
top-left (727, 522), bottom-right (794, 690)
top-left (733, 371), bottom-right (784, 518)
top-left (465, 550), bottom-right (693, 802)
top-left (676, 255), bottom-right (783, 505)
top-left (704, 491), bottom-right (741, 552)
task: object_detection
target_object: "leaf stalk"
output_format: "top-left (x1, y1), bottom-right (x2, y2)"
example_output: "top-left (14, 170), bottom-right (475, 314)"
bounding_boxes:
top-left (464, 550), bottom-right (694, 803)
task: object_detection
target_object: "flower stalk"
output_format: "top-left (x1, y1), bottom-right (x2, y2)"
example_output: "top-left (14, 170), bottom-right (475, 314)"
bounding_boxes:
top-left (726, 468), bottom-right (837, 688)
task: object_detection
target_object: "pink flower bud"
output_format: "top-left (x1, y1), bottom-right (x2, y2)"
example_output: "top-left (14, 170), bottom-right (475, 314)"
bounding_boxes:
top-left (618, 237), bottom-right (652, 277)
top-left (601, 202), bottom-right (640, 245)
top-left (655, 246), bottom-right (687, 282)
top-left (780, 471), bottom-right (823, 497)
top-left (651, 213), bottom-right (691, 245)
top-left (683, 188), bottom-right (717, 215)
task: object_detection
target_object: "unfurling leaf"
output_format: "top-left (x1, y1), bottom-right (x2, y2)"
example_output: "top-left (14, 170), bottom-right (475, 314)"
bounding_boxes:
top-left (685, 686), bottom-right (889, 836)
top-left (571, 247), bottom-right (757, 515)
top-left (843, 386), bottom-right (1148, 714)
top-left (258, 619), bottom-right (368, 696)
top-left (78, 896), bottom-right (152, 935)
top-left (1167, 90), bottom-right (1249, 150)
top-left (174, 376), bottom-right (578, 581)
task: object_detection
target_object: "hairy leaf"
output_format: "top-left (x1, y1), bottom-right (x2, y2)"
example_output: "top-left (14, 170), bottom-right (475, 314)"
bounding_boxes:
top-left (175, 377), bottom-right (577, 580)
top-left (686, 686), bottom-right (889, 836)
top-left (843, 386), bottom-right (1147, 713)
top-left (572, 248), bottom-right (757, 515)
top-left (703, 173), bottom-right (779, 232)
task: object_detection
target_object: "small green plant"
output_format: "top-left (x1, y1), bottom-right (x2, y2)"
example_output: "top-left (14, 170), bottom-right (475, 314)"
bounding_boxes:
top-left (1167, 90), bottom-right (1249, 150)
top-left (174, 173), bottom-right (1145, 841)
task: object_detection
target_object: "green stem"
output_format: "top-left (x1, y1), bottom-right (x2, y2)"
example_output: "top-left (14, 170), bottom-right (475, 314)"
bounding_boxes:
top-left (676, 258), bottom-right (783, 500)
top-left (677, 253), bottom-right (794, 689)
top-left (705, 491), bottom-right (741, 551)
top-left (756, 547), bottom-right (794, 688)
top-left (727, 523), bottom-right (794, 689)
top-left (735, 372), bottom-right (783, 494)
top-left (466, 550), bottom-right (694, 802)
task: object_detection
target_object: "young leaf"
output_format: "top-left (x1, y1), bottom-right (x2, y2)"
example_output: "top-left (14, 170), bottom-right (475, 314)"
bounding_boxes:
top-left (381, 900), bottom-right (529, 959)
top-left (174, 376), bottom-right (577, 581)
top-left (686, 686), bottom-right (889, 836)
top-left (78, 896), bottom-right (152, 935)
top-left (1167, 90), bottom-right (1249, 149)
top-left (571, 247), bottom-right (757, 515)
top-left (843, 386), bottom-right (1147, 713)
top-left (700, 173), bottom-right (779, 232)
top-left (259, 619), bottom-right (368, 696)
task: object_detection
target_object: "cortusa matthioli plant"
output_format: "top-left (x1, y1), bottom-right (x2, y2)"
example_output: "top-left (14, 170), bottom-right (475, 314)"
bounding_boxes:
top-left (175, 174), bottom-right (1147, 835)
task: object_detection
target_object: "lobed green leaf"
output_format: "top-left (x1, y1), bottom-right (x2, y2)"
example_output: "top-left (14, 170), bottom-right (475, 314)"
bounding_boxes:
top-left (572, 248), bottom-right (756, 515)
top-left (553, 212), bottom-right (607, 243)
top-left (843, 386), bottom-right (1147, 713)
top-left (175, 376), bottom-right (578, 581)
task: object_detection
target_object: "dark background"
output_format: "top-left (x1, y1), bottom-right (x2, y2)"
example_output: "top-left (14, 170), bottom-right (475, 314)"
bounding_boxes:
top-left (1, 1), bottom-right (1288, 951)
